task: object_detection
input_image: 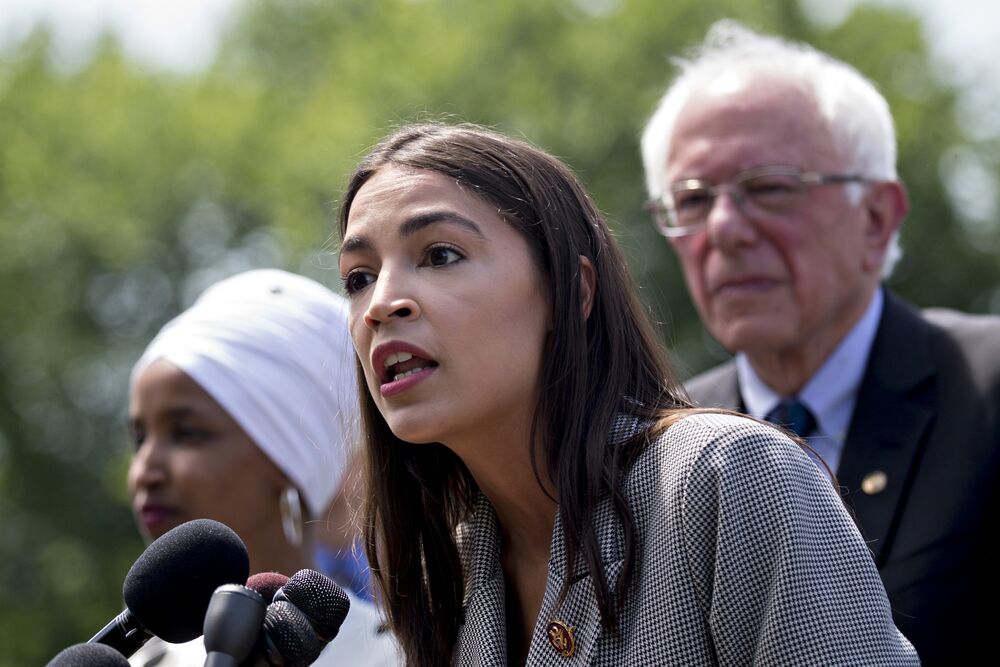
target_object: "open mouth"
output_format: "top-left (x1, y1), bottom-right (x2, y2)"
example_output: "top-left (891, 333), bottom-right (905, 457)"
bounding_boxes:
top-left (382, 351), bottom-right (438, 383)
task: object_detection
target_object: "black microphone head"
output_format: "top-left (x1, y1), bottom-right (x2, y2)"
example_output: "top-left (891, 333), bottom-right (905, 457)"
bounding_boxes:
top-left (262, 600), bottom-right (324, 667)
top-left (123, 518), bottom-right (249, 643)
top-left (246, 571), bottom-right (289, 602)
top-left (275, 569), bottom-right (351, 641)
top-left (203, 584), bottom-right (267, 662)
top-left (46, 643), bottom-right (131, 667)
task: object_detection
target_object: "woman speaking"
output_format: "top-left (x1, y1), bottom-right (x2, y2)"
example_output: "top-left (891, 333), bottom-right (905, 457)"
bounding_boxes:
top-left (337, 123), bottom-right (917, 665)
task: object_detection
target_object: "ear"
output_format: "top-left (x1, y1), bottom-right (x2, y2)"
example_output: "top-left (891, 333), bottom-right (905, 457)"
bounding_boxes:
top-left (578, 255), bottom-right (596, 320)
top-left (861, 180), bottom-right (908, 274)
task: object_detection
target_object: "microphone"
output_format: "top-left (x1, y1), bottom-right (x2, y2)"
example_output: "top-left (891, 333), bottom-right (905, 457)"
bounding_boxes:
top-left (241, 570), bottom-right (352, 667)
top-left (89, 519), bottom-right (250, 655)
top-left (242, 601), bottom-right (324, 667)
top-left (274, 569), bottom-right (351, 641)
top-left (46, 643), bottom-right (131, 666)
top-left (203, 584), bottom-right (267, 667)
top-left (245, 572), bottom-right (289, 602)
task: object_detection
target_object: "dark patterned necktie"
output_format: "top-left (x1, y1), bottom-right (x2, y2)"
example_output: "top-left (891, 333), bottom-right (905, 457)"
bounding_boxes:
top-left (765, 397), bottom-right (817, 437)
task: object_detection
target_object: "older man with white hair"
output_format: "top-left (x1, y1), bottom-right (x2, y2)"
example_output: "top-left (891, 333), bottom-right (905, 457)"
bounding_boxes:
top-left (641, 20), bottom-right (1000, 665)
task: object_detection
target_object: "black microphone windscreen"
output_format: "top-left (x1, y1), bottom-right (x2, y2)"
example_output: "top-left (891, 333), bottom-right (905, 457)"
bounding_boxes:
top-left (46, 643), bottom-right (131, 667)
top-left (277, 569), bottom-right (351, 642)
top-left (123, 519), bottom-right (249, 643)
top-left (246, 571), bottom-right (289, 602)
top-left (262, 601), bottom-right (324, 667)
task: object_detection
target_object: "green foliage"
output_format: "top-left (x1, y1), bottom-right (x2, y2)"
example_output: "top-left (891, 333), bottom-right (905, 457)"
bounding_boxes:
top-left (0, 0), bottom-right (997, 662)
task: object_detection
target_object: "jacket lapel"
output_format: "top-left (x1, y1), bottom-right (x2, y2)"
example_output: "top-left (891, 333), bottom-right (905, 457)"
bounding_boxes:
top-left (454, 496), bottom-right (509, 666)
top-left (524, 493), bottom-right (625, 666)
top-left (836, 292), bottom-right (935, 564)
top-left (455, 416), bottom-right (639, 666)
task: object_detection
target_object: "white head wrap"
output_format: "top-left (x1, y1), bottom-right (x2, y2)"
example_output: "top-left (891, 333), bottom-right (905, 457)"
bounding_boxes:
top-left (130, 269), bottom-right (359, 516)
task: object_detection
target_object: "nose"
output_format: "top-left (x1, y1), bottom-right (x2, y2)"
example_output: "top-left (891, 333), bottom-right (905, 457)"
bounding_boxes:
top-left (704, 189), bottom-right (758, 252)
top-left (362, 269), bottom-right (421, 330)
top-left (128, 434), bottom-right (168, 494)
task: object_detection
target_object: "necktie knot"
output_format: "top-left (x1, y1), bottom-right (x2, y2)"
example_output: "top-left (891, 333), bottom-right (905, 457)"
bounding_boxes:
top-left (765, 397), bottom-right (816, 438)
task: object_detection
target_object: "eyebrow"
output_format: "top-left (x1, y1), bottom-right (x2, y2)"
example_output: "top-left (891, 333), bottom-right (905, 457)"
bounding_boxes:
top-left (128, 406), bottom-right (199, 429)
top-left (341, 210), bottom-right (485, 254)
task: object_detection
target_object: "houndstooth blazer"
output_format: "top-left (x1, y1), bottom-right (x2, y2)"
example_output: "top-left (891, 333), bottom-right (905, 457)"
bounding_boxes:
top-left (453, 412), bottom-right (919, 666)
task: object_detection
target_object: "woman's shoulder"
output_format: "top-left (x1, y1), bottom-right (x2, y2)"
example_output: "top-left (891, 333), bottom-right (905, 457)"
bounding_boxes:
top-left (626, 409), bottom-right (821, 498)
top-left (623, 410), bottom-right (851, 578)
top-left (647, 409), bottom-right (802, 461)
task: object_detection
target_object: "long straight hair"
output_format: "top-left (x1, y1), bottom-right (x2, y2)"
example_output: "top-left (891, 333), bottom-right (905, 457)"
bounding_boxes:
top-left (337, 123), bottom-right (691, 665)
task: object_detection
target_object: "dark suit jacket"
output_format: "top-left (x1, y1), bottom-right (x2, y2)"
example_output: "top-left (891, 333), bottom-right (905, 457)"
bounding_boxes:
top-left (686, 290), bottom-right (1000, 666)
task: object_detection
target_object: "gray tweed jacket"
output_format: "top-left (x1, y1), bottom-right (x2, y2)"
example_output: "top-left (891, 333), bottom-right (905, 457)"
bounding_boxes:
top-left (453, 413), bottom-right (918, 666)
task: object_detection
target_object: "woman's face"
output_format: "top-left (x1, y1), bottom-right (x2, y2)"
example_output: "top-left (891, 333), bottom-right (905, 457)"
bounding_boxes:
top-left (127, 360), bottom-right (287, 548)
top-left (340, 166), bottom-right (551, 450)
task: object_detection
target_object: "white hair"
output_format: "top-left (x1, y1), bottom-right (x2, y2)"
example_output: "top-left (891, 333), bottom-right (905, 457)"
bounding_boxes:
top-left (640, 20), bottom-right (902, 275)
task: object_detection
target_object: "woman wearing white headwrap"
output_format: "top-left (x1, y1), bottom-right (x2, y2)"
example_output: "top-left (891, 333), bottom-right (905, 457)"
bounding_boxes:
top-left (126, 269), bottom-right (399, 666)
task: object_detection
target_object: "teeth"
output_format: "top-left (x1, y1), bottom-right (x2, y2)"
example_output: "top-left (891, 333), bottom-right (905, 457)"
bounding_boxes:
top-left (384, 351), bottom-right (413, 369)
top-left (392, 368), bottom-right (425, 381)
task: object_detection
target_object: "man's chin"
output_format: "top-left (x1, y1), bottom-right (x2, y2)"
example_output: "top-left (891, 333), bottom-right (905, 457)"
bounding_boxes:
top-left (709, 318), bottom-right (793, 355)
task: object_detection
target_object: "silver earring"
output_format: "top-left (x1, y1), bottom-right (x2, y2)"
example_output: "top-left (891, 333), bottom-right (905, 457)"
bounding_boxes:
top-left (280, 486), bottom-right (304, 547)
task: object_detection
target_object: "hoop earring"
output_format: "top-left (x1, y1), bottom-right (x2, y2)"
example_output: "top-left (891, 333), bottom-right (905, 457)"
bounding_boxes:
top-left (280, 486), bottom-right (304, 548)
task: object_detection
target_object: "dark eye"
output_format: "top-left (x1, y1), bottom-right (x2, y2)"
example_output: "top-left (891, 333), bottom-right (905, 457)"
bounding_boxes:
top-left (130, 428), bottom-right (146, 450)
top-left (673, 188), bottom-right (712, 225)
top-left (343, 269), bottom-right (375, 295)
top-left (172, 424), bottom-right (210, 443)
top-left (425, 245), bottom-right (463, 267)
top-left (673, 188), bottom-right (712, 212)
top-left (744, 175), bottom-right (801, 202)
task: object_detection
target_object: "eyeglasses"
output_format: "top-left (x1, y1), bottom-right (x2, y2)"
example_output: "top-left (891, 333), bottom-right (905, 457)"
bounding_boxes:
top-left (644, 166), bottom-right (873, 237)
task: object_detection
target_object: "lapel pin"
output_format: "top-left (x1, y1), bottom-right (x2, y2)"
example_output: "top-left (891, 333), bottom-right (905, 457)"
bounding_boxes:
top-left (861, 470), bottom-right (888, 495)
top-left (546, 619), bottom-right (576, 657)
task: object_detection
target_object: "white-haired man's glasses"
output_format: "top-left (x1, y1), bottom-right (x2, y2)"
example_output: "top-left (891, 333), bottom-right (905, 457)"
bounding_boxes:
top-left (644, 165), bottom-right (873, 237)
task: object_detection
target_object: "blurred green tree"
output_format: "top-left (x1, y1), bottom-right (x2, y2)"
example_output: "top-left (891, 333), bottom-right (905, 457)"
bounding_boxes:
top-left (0, 0), bottom-right (996, 663)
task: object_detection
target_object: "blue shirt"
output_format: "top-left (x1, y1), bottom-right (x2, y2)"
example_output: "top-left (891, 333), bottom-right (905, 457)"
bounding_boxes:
top-left (736, 289), bottom-right (884, 475)
top-left (315, 541), bottom-right (376, 602)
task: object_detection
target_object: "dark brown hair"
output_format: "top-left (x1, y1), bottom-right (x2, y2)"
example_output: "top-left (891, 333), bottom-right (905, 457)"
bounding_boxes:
top-left (337, 123), bottom-right (691, 665)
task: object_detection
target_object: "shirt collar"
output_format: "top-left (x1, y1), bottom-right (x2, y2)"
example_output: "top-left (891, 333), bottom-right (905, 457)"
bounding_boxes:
top-left (736, 288), bottom-right (884, 443)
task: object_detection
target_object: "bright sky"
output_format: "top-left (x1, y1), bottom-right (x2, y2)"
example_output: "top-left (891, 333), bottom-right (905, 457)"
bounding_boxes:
top-left (0, 0), bottom-right (997, 86)
top-left (0, 0), bottom-right (242, 73)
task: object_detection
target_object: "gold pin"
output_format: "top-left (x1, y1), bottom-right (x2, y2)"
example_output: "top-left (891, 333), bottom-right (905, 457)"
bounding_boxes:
top-left (861, 470), bottom-right (888, 495)
top-left (546, 619), bottom-right (576, 657)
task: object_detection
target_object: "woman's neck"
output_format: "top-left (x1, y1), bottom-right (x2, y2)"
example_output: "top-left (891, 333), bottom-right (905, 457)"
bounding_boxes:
top-left (452, 426), bottom-right (558, 663)
top-left (451, 425), bottom-right (557, 561)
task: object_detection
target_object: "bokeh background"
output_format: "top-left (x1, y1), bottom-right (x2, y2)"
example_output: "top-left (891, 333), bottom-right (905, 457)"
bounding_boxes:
top-left (1, 0), bottom-right (998, 662)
